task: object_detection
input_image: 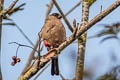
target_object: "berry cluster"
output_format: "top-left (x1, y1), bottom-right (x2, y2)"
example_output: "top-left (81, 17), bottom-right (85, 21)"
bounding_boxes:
top-left (11, 56), bottom-right (21, 66)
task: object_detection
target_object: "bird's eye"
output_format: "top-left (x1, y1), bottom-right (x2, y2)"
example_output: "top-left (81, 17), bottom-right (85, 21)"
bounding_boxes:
top-left (53, 13), bottom-right (59, 16)
top-left (50, 13), bottom-right (62, 19)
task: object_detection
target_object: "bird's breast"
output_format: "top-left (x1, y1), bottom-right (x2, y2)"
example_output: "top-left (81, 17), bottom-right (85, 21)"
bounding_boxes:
top-left (42, 19), bottom-right (66, 48)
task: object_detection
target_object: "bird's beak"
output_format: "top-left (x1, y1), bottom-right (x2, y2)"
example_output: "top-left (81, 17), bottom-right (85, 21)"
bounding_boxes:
top-left (58, 15), bottom-right (62, 19)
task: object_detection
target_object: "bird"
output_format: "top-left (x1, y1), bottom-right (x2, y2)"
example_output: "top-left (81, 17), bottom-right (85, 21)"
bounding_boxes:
top-left (41, 13), bottom-right (66, 76)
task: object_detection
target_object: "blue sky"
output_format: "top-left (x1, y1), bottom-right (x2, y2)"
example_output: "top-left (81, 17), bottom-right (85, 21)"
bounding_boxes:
top-left (1, 0), bottom-right (120, 80)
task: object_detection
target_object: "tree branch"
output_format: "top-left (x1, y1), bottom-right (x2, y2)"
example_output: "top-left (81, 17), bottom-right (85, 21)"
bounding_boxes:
top-left (33, 62), bottom-right (51, 80)
top-left (65, 0), bottom-right (82, 17)
top-left (76, 0), bottom-right (90, 80)
top-left (76, 0), bottom-right (120, 37)
top-left (19, 0), bottom-right (120, 79)
top-left (0, 0), bottom-right (4, 79)
top-left (52, 0), bottom-right (73, 32)
top-left (21, 37), bottom-right (41, 75)
top-left (0, 0), bottom-right (19, 16)
top-left (0, 0), bottom-right (19, 80)
top-left (46, 1), bottom-right (53, 19)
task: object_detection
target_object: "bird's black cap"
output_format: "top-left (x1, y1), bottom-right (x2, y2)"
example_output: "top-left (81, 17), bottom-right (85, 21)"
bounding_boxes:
top-left (50, 13), bottom-right (62, 19)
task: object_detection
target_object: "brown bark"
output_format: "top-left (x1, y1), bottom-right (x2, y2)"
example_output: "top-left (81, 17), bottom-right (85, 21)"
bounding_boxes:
top-left (0, 0), bottom-right (4, 79)
top-left (76, 1), bottom-right (89, 80)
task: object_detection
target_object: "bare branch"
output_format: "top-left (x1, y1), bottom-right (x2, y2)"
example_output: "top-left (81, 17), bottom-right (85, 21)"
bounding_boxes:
top-left (8, 42), bottom-right (38, 53)
top-left (3, 17), bottom-right (34, 46)
top-left (19, 0), bottom-right (120, 79)
top-left (0, 0), bottom-right (19, 16)
top-left (65, 0), bottom-right (82, 16)
top-left (8, 3), bottom-right (26, 16)
top-left (0, 0), bottom-right (4, 79)
top-left (52, 0), bottom-right (73, 32)
top-left (59, 73), bottom-right (66, 80)
top-left (21, 36), bottom-right (41, 75)
top-left (46, 1), bottom-right (53, 19)
top-left (33, 62), bottom-right (51, 80)
top-left (13, 21), bottom-right (34, 47)
top-left (76, 0), bottom-right (90, 80)
top-left (76, 0), bottom-right (120, 37)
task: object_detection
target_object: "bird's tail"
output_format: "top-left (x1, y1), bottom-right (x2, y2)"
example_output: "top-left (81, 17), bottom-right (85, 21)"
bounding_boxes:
top-left (51, 57), bottom-right (59, 76)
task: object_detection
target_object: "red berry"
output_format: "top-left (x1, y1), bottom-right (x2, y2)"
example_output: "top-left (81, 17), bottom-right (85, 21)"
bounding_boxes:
top-left (11, 61), bottom-right (16, 66)
top-left (16, 58), bottom-right (21, 62)
top-left (44, 42), bottom-right (50, 47)
top-left (12, 56), bottom-right (17, 61)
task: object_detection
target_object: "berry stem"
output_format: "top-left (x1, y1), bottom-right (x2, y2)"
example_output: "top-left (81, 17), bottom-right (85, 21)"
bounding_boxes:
top-left (16, 45), bottom-right (20, 57)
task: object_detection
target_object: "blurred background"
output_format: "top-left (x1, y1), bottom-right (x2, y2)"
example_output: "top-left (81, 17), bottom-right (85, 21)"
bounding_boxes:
top-left (1, 0), bottom-right (120, 80)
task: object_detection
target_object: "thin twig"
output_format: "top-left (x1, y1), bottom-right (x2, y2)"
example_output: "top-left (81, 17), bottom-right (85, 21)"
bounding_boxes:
top-left (100, 5), bottom-right (103, 13)
top-left (0, 0), bottom-right (19, 16)
top-left (11, 19), bottom-right (34, 46)
top-left (46, 0), bottom-right (82, 19)
top-left (16, 45), bottom-right (20, 57)
top-left (76, 0), bottom-right (120, 37)
top-left (0, 0), bottom-right (4, 79)
top-left (65, 0), bottom-right (82, 16)
top-left (59, 73), bottom-right (66, 80)
top-left (21, 35), bottom-right (41, 75)
top-left (52, 0), bottom-right (73, 32)
top-left (9, 42), bottom-right (38, 53)
top-left (37, 33), bottom-right (42, 60)
top-left (33, 62), bottom-right (51, 80)
top-left (46, 1), bottom-right (53, 19)
top-left (8, 3), bottom-right (26, 16)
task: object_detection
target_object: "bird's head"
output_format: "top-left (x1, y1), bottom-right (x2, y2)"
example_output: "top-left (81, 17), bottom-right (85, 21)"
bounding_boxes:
top-left (50, 13), bottom-right (62, 19)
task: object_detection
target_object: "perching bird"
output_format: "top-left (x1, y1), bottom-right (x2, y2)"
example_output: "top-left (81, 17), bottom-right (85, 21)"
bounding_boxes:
top-left (41, 13), bottom-right (66, 75)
